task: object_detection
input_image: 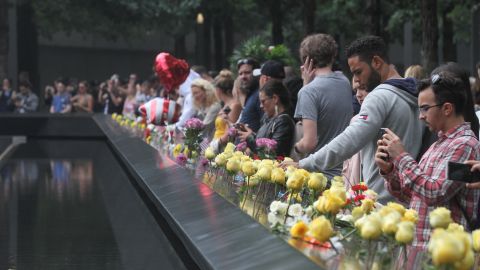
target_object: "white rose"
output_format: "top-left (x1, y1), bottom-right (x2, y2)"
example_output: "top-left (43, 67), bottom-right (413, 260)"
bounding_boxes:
top-left (288, 204), bottom-right (303, 217)
top-left (269, 200), bottom-right (280, 213)
top-left (277, 202), bottom-right (288, 216)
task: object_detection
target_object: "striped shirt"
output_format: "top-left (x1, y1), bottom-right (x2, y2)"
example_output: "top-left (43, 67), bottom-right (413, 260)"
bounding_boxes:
top-left (384, 122), bottom-right (480, 249)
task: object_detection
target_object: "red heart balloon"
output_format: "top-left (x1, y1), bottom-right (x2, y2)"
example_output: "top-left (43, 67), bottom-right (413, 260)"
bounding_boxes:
top-left (155, 52), bottom-right (190, 94)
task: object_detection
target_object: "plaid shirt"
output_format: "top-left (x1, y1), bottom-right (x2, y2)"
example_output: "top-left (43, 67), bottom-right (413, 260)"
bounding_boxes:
top-left (384, 123), bottom-right (480, 249)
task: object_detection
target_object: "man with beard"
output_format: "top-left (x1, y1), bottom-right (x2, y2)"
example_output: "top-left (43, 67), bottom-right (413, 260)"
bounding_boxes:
top-left (282, 35), bottom-right (424, 204)
top-left (236, 58), bottom-right (262, 132)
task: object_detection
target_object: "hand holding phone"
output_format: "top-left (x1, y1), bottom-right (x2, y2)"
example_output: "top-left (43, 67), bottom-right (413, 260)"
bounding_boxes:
top-left (234, 123), bottom-right (247, 132)
top-left (379, 128), bottom-right (389, 161)
top-left (448, 162), bottom-right (480, 183)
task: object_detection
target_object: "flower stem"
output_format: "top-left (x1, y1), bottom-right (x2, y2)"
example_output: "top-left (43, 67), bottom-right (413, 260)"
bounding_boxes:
top-left (241, 176), bottom-right (249, 210)
top-left (283, 190), bottom-right (293, 224)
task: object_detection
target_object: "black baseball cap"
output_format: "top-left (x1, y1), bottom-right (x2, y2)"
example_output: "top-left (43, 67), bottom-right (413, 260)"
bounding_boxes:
top-left (253, 60), bottom-right (285, 79)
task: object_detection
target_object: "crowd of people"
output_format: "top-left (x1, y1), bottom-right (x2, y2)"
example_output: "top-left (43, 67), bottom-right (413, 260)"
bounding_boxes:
top-left (2, 33), bottom-right (480, 250)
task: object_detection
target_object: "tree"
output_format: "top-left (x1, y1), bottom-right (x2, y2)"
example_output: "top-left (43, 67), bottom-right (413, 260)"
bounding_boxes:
top-left (421, 0), bottom-right (439, 73)
top-left (0, 0), bottom-right (8, 80)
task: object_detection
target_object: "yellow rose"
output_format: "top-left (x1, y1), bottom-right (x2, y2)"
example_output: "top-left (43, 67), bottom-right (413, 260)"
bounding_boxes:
top-left (224, 142), bottom-right (235, 153)
top-left (329, 183), bottom-right (347, 202)
top-left (287, 192), bottom-right (302, 203)
top-left (295, 169), bottom-right (310, 180)
top-left (360, 214), bottom-right (382, 240)
top-left (402, 209), bottom-right (419, 224)
top-left (382, 211), bottom-right (401, 235)
top-left (472, 229), bottom-right (480, 252)
top-left (111, 113), bottom-right (117, 119)
top-left (395, 221), bottom-right (415, 244)
top-left (308, 173), bottom-right (327, 191)
top-left (183, 147), bottom-right (190, 157)
top-left (315, 196), bottom-right (327, 213)
top-left (260, 159), bottom-right (275, 167)
top-left (286, 173), bottom-right (304, 192)
top-left (386, 202), bottom-right (406, 216)
top-left (205, 147), bottom-right (216, 160)
top-left (215, 154), bottom-right (227, 167)
top-left (271, 168), bottom-right (286, 185)
top-left (454, 250), bottom-right (474, 270)
top-left (447, 223), bottom-right (465, 233)
top-left (429, 229), bottom-right (465, 265)
top-left (364, 189), bottom-right (378, 201)
top-left (290, 221), bottom-right (309, 238)
top-left (378, 206), bottom-right (394, 217)
top-left (247, 174), bottom-right (260, 187)
top-left (242, 161), bottom-right (257, 176)
top-left (256, 166), bottom-right (272, 181)
top-left (241, 155), bottom-right (251, 162)
top-left (332, 176), bottom-right (344, 185)
top-left (324, 193), bottom-right (345, 215)
top-left (429, 207), bottom-right (453, 229)
top-left (309, 216), bottom-right (333, 243)
top-left (284, 166), bottom-right (297, 179)
top-left (283, 157), bottom-right (293, 162)
top-left (352, 206), bottom-right (364, 221)
top-left (361, 198), bottom-right (375, 214)
top-left (173, 144), bottom-right (182, 157)
top-left (226, 159), bottom-right (241, 173)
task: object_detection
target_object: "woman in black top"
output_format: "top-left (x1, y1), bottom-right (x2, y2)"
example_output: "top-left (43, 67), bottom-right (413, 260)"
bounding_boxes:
top-left (237, 80), bottom-right (295, 157)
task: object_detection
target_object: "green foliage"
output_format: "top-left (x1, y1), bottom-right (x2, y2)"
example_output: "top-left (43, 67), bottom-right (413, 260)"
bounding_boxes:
top-left (229, 36), bottom-right (297, 71)
top-left (446, 3), bottom-right (473, 42)
top-left (32, 0), bottom-right (201, 39)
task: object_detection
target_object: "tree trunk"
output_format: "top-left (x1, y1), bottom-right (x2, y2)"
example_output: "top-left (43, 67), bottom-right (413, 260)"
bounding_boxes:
top-left (421, 0), bottom-right (438, 73)
top-left (224, 15), bottom-right (234, 66)
top-left (270, 1), bottom-right (283, 45)
top-left (202, 11), bottom-right (211, 69)
top-left (303, 0), bottom-right (316, 35)
top-left (442, 3), bottom-right (456, 62)
top-left (17, 0), bottom-right (38, 92)
top-left (174, 35), bottom-right (187, 59)
top-left (366, 0), bottom-right (382, 36)
top-left (0, 0), bottom-right (8, 80)
top-left (213, 16), bottom-right (223, 71)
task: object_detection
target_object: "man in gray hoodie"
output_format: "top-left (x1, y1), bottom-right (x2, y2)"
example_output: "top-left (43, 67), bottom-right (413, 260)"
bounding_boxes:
top-left (283, 36), bottom-right (424, 204)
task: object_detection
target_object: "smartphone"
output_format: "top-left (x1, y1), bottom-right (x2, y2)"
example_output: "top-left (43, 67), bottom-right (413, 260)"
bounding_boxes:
top-left (234, 123), bottom-right (247, 132)
top-left (379, 128), bottom-right (389, 161)
top-left (447, 162), bottom-right (480, 183)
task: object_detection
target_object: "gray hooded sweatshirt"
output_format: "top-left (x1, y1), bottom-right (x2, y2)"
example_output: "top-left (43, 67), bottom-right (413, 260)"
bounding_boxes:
top-left (299, 78), bottom-right (424, 204)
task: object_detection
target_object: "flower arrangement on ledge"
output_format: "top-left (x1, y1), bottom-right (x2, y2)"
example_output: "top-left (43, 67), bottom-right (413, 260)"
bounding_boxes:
top-left (110, 113), bottom-right (480, 270)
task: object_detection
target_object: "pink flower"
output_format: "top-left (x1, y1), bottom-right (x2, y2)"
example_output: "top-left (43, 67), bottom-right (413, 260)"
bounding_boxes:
top-left (185, 118), bottom-right (204, 130)
top-left (236, 142), bottom-right (247, 151)
top-left (228, 127), bottom-right (237, 137)
top-left (176, 153), bottom-right (187, 165)
top-left (200, 157), bottom-right (209, 167)
top-left (255, 138), bottom-right (277, 150)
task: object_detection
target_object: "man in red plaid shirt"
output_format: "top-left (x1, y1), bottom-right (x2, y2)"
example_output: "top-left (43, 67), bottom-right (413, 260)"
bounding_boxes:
top-left (376, 72), bottom-right (480, 249)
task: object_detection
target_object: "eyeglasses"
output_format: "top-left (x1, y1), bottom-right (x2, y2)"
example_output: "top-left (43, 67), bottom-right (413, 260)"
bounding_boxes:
top-left (237, 58), bottom-right (258, 68)
top-left (419, 103), bottom-right (443, 114)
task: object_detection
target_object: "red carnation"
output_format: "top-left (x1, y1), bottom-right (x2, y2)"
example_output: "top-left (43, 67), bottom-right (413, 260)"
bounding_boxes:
top-left (352, 184), bottom-right (368, 192)
top-left (354, 194), bottom-right (366, 202)
top-left (276, 155), bottom-right (285, 161)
